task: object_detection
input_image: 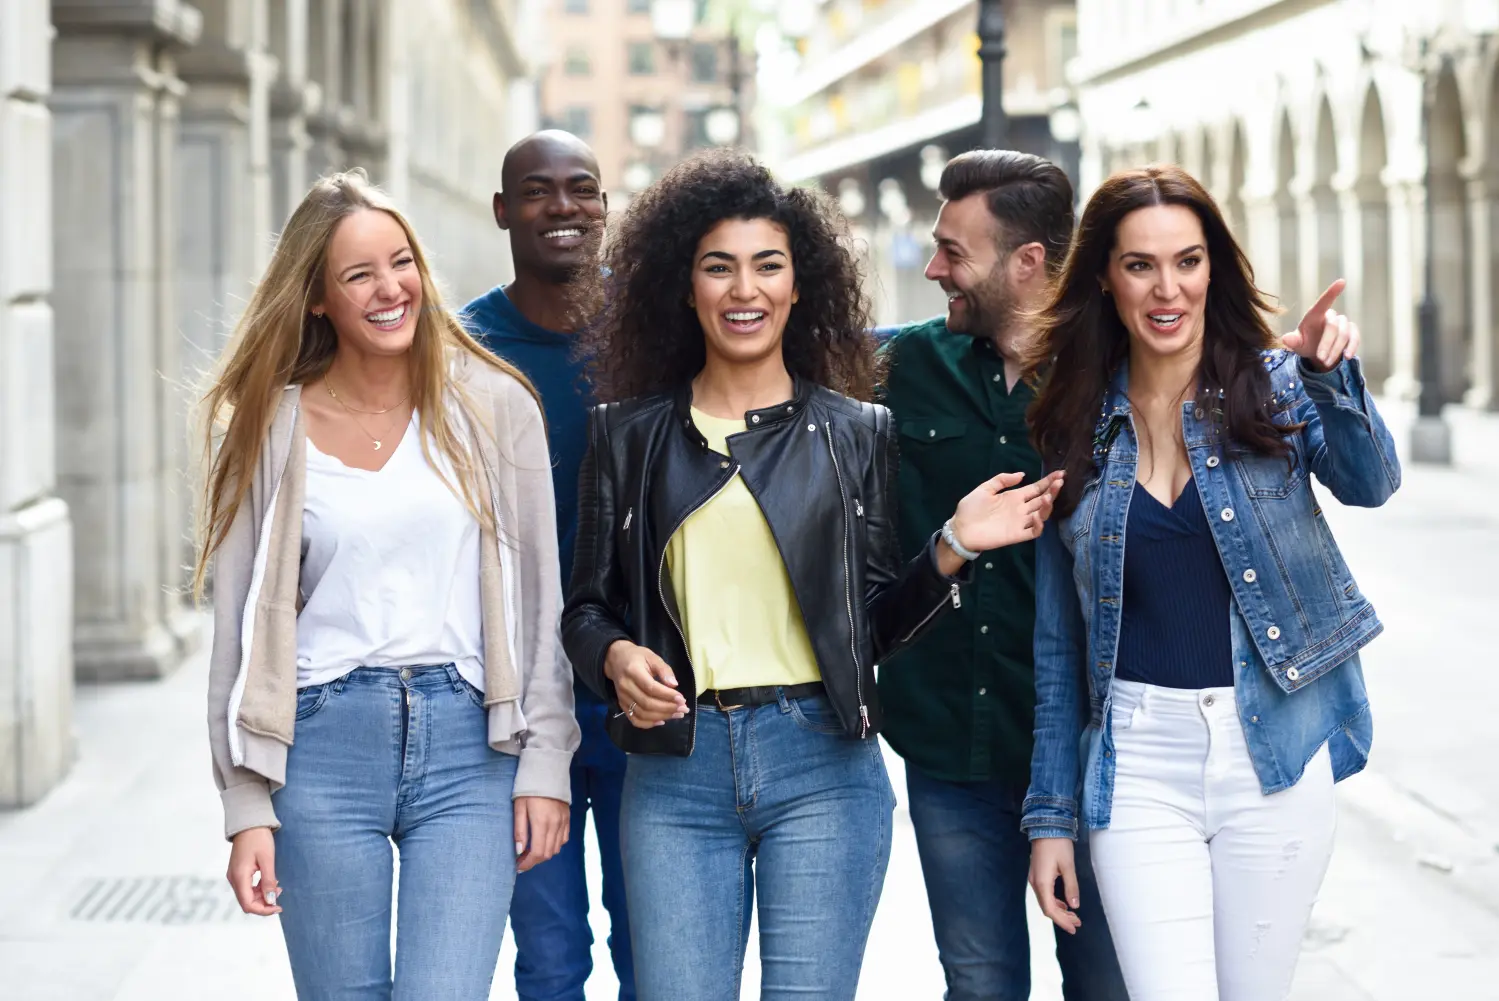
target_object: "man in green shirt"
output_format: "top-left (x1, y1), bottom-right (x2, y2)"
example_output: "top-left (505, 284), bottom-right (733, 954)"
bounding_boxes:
top-left (876, 150), bottom-right (1125, 1000)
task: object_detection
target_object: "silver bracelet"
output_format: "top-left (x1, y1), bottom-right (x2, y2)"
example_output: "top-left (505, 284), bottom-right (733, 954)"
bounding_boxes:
top-left (941, 518), bottom-right (979, 561)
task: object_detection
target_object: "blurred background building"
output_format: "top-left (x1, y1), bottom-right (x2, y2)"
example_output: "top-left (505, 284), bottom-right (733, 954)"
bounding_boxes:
top-left (540, 0), bottom-right (754, 203)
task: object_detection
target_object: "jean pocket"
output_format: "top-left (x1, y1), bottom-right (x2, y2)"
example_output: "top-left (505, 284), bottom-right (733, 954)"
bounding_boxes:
top-left (787, 695), bottom-right (845, 735)
top-left (1109, 702), bottom-right (1141, 732)
top-left (458, 678), bottom-right (488, 711)
top-left (294, 684), bottom-right (331, 722)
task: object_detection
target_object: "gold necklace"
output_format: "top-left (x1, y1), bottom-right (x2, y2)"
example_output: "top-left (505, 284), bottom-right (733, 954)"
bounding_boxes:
top-left (325, 375), bottom-right (409, 415)
top-left (325, 381), bottom-right (407, 451)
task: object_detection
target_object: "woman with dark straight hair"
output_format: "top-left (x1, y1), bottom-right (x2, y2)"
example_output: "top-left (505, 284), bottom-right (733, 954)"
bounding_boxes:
top-left (562, 149), bottom-right (1062, 999)
top-left (1022, 165), bottom-right (1400, 1000)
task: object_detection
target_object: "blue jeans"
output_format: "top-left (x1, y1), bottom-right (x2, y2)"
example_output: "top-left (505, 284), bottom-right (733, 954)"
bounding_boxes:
top-left (512, 688), bottom-right (634, 1000)
top-left (621, 691), bottom-right (895, 1000)
top-left (906, 767), bottom-right (1127, 1001)
top-left (272, 665), bottom-right (519, 1000)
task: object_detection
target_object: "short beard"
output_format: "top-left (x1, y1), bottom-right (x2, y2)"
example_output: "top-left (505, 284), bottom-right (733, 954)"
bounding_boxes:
top-left (948, 265), bottom-right (1015, 339)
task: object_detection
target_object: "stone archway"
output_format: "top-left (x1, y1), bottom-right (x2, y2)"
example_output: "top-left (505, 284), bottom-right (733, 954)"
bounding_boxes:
top-left (1349, 84), bottom-right (1393, 385)
top-left (1275, 111), bottom-right (1301, 317)
top-left (1429, 64), bottom-right (1471, 403)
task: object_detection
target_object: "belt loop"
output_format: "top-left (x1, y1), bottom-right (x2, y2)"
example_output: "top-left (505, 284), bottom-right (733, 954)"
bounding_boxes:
top-left (774, 686), bottom-right (790, 712)
top-left (445, 663), bottom-right (464, 693)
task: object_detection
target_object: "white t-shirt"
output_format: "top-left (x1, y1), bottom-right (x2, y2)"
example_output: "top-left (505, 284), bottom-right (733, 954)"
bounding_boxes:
top-left (296, 416), bottom-right (486, 691)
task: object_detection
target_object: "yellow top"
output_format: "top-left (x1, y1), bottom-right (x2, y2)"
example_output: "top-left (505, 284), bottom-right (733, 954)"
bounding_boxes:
top-left (666, 408), bottom-right (822, 695)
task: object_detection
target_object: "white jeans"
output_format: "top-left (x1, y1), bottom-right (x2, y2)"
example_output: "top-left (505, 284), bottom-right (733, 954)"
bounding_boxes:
top-left (1090, 680), bottom-right (1336, 1001)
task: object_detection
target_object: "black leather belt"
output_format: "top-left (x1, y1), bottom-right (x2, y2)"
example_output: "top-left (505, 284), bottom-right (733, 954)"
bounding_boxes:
top-left (698, 681), bottom-right (825, 708)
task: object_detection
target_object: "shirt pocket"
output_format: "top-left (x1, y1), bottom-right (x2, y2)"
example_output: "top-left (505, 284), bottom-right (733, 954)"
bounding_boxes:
top-left (899, 417), bottom-right (968, 446)
top-left (1232, 448), bottom-right (1308, 499)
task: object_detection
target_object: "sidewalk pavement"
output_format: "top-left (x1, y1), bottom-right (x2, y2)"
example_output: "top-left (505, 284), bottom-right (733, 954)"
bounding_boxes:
top-left (2, 399), bottom-right (1496, 1000)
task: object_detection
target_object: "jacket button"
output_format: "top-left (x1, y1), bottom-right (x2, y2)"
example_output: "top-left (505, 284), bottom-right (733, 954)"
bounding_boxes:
top-left (984, 562), bottom-right (993, 570)
top-left (1267, 625), bottom-right (1281, 640)
top-left (1242, 568), bottom-right (1257, 583)
top-left (785, 405), bottom-right (794, 413)
top-left (1220, 507), bottom-right (1235, 522)
top-left (807, 424), bottom-right (816, 431)
top-left (999, 435), bottom-right (1008, 444)
top-left (978, 687), bottom-right (987, 696)
top-left (929, 429), bottom-right (937, 437)
top-left (1286, 666), bottom-right (1300, 681)
top-left (1206, 455), bottom-right (1220, 468)
top-left (979, 625), bottom-right (989, 634)
top-left (720, 460), bottom-right (730, 469)
top-left (751, 415), bottom-right (761, 424)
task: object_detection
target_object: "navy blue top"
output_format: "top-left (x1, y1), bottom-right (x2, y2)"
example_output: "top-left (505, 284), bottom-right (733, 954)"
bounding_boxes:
top-left (462, 286), bottom-right (620, 730)
top-left (1114, 478), bottom-right (1236, 689)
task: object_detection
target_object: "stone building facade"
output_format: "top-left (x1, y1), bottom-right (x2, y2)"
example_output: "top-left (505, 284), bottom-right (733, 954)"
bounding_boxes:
top-left (1074, 0), bottom-right (1499, 406)
top-left (0, 0), bottom-right (541, 807)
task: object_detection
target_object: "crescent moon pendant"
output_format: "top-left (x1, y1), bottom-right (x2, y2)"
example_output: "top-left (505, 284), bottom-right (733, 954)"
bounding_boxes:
top-left (373, 441), bottom-right (382, 450)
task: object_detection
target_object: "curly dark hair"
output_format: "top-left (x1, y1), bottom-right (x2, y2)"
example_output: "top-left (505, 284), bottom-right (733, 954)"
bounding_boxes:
top-left (574, 148), bottom-right (877, 402)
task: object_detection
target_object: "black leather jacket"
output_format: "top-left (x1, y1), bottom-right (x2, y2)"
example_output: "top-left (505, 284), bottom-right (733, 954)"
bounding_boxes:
top-left (562, 377), bottom-right (966, 756)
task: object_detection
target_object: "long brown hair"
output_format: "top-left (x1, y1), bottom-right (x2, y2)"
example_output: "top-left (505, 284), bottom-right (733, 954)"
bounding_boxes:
top-left (1027, 165), bottom-right (1294, 517)
top-left (192, 170), bottom-right (536, 597)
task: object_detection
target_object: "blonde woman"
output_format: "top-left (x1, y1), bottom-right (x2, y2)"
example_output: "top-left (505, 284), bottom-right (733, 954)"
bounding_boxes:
top-left (198, 170), bottom-right (580, 998)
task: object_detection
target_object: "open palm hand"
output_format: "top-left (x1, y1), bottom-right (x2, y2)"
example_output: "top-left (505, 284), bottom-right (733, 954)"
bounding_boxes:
top-left (951, 470), bottom-right (1065, 553)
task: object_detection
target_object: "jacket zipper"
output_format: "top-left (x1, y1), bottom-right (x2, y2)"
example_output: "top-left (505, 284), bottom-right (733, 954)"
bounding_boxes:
top-left (897, 582), bottom-right (963, 646)
top-left (657, 469), bottom-right (738, 754)
top-left (823, 422), bottom-right (869, 738)
top-left (622, 507), bottom-right (633, 535)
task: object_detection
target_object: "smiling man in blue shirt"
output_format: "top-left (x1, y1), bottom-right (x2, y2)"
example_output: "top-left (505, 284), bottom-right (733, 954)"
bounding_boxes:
top-left (463, 130), bottom-right (634, 1001)
top-left (876, 150), bottom-right (1126, 1000)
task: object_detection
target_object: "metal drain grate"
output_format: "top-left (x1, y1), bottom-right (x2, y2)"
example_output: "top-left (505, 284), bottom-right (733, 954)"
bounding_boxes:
top-left (68, 876), bottom-right (250, 924)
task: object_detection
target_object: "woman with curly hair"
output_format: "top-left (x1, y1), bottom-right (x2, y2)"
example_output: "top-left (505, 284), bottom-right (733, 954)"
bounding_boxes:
top-left (1022, 166), bottom-right (1400, 999)
top-left (561, 149), bottom-right (1062, 998)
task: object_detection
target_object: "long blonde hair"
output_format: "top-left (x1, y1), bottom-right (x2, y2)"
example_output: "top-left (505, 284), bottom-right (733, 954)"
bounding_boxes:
top-left (193, 169), bottom-right (535, 597)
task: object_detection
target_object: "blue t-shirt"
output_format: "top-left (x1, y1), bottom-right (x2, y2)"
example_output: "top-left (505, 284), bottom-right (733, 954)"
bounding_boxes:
top-left (462, 286), bottom-right (627, 732)
top-left (461, 286), bottom-right (590, 580)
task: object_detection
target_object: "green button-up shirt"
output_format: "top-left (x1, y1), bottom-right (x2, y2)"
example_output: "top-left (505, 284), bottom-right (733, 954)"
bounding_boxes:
top-left (876, 317), bottom-right (1042, 785)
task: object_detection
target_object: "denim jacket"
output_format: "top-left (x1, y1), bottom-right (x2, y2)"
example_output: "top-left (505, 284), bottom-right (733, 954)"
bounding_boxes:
top-left (1022, 350), bottom-right (1401, 840)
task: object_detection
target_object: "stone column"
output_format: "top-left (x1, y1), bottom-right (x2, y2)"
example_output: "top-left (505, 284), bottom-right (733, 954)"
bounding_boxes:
top-left (50, 0), bottom-right (203, 680)
top-left (177, 1), bottom-right (272, 369)
top-left (0, 0), bottom-right (75, 806)
top-left (305, 0), bottom-right (347, 178)
top-left (1462, 164), bottom-right (1496, 409)
top-left (1339, 173), bottom-right (1395, 387)
top-left (268, 0), bottom-right (312, 226)
top-left (1383, 177), bottom-right (1421, 399)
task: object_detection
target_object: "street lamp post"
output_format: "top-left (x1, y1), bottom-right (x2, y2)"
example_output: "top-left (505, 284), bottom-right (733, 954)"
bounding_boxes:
top-left (1411, 45), bottom-right (1453, 464)
top-left (977, 0), bottom-right (1007, 149)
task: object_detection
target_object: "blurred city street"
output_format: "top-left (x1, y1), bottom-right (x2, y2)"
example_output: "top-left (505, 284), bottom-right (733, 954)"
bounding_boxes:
top-left (2, 397), bottom-right (1496, 1000)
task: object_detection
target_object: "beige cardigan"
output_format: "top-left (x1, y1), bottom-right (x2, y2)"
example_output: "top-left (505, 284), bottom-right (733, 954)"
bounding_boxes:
top-left (206, 352), bottom-right (580, 838)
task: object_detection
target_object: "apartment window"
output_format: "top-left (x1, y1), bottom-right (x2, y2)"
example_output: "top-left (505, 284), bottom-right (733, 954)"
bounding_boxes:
top-left (689, 42), bottom-right (718, 83)
top-left (560, 105), bottom-right (593, 139)
top-left (565, 0), bottom-right (587, 12)
top-left (627, 0), bottom-right (651, 12)
top-left (564, 47), bottom-right (591, 76)
top-left (627, 41), bottom-right (655, 75)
